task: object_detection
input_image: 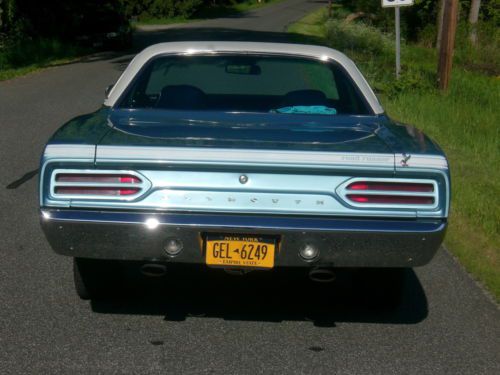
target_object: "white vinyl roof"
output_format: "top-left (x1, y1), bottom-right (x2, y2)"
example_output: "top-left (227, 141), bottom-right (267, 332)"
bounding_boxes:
top-left (104, 41), bottom-right (384, 114)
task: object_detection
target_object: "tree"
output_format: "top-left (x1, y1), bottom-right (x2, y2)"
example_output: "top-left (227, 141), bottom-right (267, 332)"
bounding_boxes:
top-left (468, 0), bottom-right (481, 44)
top-left (436, 0), bottom-right (445, 49)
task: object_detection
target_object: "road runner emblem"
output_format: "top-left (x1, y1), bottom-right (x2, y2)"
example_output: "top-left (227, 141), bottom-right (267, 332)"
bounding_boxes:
top-left (401, 153), bottom-right (411, 167)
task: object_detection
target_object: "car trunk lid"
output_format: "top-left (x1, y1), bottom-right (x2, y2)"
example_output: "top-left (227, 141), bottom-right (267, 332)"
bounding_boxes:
top-left (97, 109), bottom-right (394, 162)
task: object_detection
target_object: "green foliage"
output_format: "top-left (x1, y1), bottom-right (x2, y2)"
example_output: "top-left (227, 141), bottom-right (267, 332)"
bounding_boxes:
top-left (0, 37), bottom-right (87, 80)
top-left (338, 0), bottom-right (499, 43)
top-left (1, 1), bottom-right (129, 41)
top-left (322, 19), bottom-right (434, 98)
top-left (124, 0), bottom-right (276, 23)
top-left (289, 6), bottom-right (500, 301)
top-left (1, 38), bottom-right (76, 67)
top-left (120, 0), bottom-right (203, 20)
top-left (454, 21), bottom-right (500, 76)
top-left (325, 19), bottom-right (393, 56)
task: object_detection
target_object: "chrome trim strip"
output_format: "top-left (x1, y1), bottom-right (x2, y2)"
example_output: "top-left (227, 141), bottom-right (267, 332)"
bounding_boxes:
top-left (395, 168), bottom-right (451, 218)
top-left (96, 146), bottom-right (396, 169)
top-left (43, 144), bottom-right (95, 161)
top-left (40, 146), bottom-right (96, 207)
top-left (40, 209), bottom-right (445, 233)
top-left (49, 169), bottom-right (152, 201)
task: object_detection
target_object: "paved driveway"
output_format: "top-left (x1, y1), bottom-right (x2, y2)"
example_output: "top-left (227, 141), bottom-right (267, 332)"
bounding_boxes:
top-left (0, 1), bottom-right (498, 373)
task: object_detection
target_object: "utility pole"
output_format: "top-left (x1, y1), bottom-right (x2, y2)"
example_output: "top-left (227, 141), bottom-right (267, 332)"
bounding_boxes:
top-left (437, 0), bottom-right (458, 91)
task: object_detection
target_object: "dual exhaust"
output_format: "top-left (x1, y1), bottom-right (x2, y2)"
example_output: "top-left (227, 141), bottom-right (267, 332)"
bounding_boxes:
top-left (140, 240), bottom-right (334, 282)
top-left (140, 263), bottom-right (167, 277)
top-left (139, 263), bottom-right (335, 283)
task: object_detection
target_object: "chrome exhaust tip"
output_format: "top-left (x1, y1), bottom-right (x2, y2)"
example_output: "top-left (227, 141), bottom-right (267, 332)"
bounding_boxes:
top-left (309, 267), bottom-right (336, 283)
top-left (140, 263), bottom-right (167, 277)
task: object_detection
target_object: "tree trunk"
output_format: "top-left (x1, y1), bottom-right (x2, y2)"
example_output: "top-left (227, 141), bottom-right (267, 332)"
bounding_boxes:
top-left (468, 0), bottom-right (481, 45)
top-left (437, 0), bottom-right (459, 91)
top-left (436, 0), bottom-right (445, 49)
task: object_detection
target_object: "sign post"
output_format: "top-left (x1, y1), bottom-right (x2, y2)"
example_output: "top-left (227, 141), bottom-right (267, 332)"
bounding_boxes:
top-left (395, 6), bottom-right (401, 78)
top-left (382, 0), bottom-right (414, 79)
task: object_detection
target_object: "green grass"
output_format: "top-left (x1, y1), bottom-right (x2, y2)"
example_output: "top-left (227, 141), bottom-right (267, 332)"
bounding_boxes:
top-left (135, 0), bottom-right (285, 26)
top-left (289, 7), bottom-right (500, 301)
top-left (0, 38), bottom-right (88, 81)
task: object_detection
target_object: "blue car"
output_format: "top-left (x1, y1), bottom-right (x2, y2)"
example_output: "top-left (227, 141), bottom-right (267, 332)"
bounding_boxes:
top-left (39, 42), bottom-right (450, 303)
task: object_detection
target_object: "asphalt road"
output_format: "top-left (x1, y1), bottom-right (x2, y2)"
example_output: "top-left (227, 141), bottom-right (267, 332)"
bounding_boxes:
top-left (0, 1), bottom-right (499, 373)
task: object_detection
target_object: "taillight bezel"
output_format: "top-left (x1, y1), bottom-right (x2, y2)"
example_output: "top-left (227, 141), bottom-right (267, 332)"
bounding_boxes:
top-left (336, 177), bottom-right (439, 210)
top-left (50, 169), bottom-right (151, 201)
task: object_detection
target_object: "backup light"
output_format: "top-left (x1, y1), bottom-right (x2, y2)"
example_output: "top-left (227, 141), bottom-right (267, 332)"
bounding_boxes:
top-left (299, 244), bottom-right (319, 261)
top-left (164, 238), bottom-right (183, 256)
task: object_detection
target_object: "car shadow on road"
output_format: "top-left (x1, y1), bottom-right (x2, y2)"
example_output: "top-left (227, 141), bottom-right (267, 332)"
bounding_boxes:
top-left (91, 266), bottom-right (428, 327)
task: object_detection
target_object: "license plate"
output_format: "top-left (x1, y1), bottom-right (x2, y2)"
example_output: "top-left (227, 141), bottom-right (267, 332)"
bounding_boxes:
top-left (205, 234), bottom-right (275, 269)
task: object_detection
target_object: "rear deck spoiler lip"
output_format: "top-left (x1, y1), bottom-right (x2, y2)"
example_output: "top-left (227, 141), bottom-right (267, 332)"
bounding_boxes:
top-left (94, 145), bottom-right (448, 170)
top-left (41, 144), bottom-right (448, 171)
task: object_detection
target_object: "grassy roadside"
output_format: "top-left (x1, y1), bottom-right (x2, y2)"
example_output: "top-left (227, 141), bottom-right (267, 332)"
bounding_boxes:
top-left (135, 0), bottom-right (284, 26)
top-left (289, 7), bottom-right (500, 301)
top-left (0, 38), bottom-right (91, 81)
top-left (0, 56), bottom-right (85, 81)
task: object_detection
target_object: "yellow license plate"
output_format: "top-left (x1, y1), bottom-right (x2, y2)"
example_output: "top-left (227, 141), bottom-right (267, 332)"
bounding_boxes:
top-left (205, 234), bottom-right (275, 269)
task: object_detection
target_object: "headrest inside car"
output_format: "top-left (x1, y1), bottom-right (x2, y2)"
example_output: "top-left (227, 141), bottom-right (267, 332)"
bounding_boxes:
top-left (156, 85), bottom-right (206, 110)
top-left (281, 89), bottom-right (327, 107)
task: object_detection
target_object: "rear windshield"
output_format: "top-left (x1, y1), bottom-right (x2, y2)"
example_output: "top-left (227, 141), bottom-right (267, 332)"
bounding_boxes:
top-left (118, 54), bottom-right (371, 115)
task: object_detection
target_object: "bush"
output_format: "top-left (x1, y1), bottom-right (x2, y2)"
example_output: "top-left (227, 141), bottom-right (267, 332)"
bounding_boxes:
top-left (120, 0), bottom-right (203, 20)
top-left (324, 18), bottom-right (437, 98)
top-left (454, 22), bottom-right (500, 76)
top-left (325, 19), bottom-right (393, 56)
top-left (0, 37), bottom-right (84, 71)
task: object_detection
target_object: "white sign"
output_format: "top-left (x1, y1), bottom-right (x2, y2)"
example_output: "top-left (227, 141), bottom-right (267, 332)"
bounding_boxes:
top-left (382, 0), bottom-right (414, 7)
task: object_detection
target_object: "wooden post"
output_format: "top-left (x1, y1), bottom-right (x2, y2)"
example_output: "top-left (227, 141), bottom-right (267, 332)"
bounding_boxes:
top-left (328, 0), bottom-right (332, 18)
top-left (437, 0), bottom-right (458, 91)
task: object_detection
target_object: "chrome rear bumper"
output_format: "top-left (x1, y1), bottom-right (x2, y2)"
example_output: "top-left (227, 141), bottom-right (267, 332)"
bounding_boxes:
top-left (40, 209), bottom-right (446, 267)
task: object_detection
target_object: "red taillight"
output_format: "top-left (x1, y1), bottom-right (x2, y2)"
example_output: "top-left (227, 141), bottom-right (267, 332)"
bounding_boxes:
top-left (343, 180), bottom-right (436, 206)
top-left (54, 173), bottom-right (142, 196)
top-left (347, 182), bottom-right (434, 192)
top-left (347, 194), bottom-right (434, 205)
top-left (56, 174), bottom-right (141, 184)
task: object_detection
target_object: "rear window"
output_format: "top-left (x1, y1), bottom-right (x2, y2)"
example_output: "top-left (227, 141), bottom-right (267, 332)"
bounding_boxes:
top-left (118, 54), bottom-right (371, 115)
